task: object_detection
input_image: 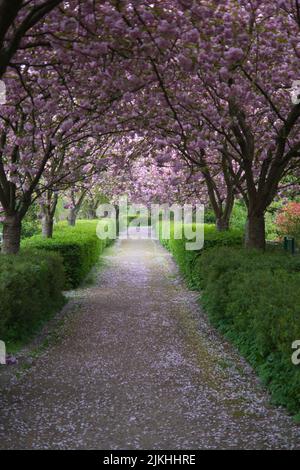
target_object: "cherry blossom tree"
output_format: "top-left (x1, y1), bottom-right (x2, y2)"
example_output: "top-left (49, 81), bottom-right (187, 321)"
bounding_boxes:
top-left (39, 136), bottom-right (112, 236)
top-left (0, 0), bottom-right (63, 78)
top-left (115, 0), bottom-right (300, 246)
top-left (2, 0), bottom-right (300, 252)
top-left (0, 59), bottom-right (124, 251)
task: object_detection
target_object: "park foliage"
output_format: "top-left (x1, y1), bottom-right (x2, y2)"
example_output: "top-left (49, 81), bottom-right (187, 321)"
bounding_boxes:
top-left (0, 220), bottom-right (114, 350)
top-left (160, 222), bottom-right (300, 416)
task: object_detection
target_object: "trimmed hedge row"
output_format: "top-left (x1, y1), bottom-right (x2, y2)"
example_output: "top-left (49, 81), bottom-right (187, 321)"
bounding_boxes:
top-left (0, 220), bottom-right (114, 349)
top-left (22, 220), bottom-right (113, 288)
top-left (160, 223), bottom-right (300, 416)
top-left (159, 223), bottom-right (243, 285)
top-left (0, 250), bottom-right (65, 347)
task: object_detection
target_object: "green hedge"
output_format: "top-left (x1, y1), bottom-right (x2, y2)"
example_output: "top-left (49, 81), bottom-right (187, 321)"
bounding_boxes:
top-left (197, 248), bottom-right (300, 415)
top-left (0, 250), bottom-right (65, 347)
top-left (159, 223), bottom-right (243, 286)
top-left (22, 220), bottom-right (114, 288)
top-left (160, 223), bottom-right (300, 416)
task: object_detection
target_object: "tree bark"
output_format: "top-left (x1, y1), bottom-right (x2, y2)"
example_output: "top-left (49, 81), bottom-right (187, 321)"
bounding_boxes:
top-left (87, 208), bottom-right (96, 219)
top-left (202, 162), bottom-right (235, 233)
top-left (1, 214), bottom-right (22, 254)
top-left (216, 216), bottom-right (230, 231)
top-left (42, 214), bottom-right (54, 238)
top-left (68, 208), bottom-right (77, 226)
top-left (40, 192), bottom-right (58, 238)
top-left (214, 193), bottom-right (234, 232)
top-left (245, 213), bottom-right (266, 250)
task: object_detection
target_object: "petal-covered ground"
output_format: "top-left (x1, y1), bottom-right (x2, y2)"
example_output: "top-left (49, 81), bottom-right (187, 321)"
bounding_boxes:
top-left (0, 231), bottom-right (300, 449)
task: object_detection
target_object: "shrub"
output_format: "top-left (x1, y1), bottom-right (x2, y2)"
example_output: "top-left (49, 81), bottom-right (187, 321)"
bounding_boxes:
top-left (196, 247), bottom-right (300, 414)
top-left (22, 220), bottom-right (113, 288)
top-left (204, 209), bottom-right (216, 224)
top-left (158, 222), bottom-right (243, 287)
top-left (21, 219), bottom-right (41, 239)
top-left (230, 200), bottom-right (247, 232)
top-left (276, 202), bottom-right (300, 243)
top-left (162, 235), bottom-right (300, 415)
top-left (21, 203), bottom-right (41, 239)
top-left (160, 222), bottom-right (300, 414)
top-left (0, 250), bottom-right (65, 347)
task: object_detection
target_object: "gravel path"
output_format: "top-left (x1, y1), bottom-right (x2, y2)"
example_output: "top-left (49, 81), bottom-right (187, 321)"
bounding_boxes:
top-left (0, 231), bottom-right (300, 449)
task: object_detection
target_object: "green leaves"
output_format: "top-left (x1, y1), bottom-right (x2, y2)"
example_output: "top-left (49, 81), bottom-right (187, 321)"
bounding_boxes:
top-left (22, 220), bottom-right (111, 288)
top-left (197, 248), bottom-right (300, 414)
top-left (0, 250), bottom-right (65, 347)
top-left (160, 225), bottom-right (300, 415)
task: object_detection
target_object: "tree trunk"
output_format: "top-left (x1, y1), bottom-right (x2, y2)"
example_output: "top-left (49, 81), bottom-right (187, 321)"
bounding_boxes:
top-left (216, 216), bottom-right (230, 232)
top-left (87, 208), bottom-right (96, 219)
top-left (68, 209), bottom-right (77, 226)
top-left (42, 215), bottom-right (54, 238)
top-left (245, 213), bottom-right (266, 250)
top-left (1, 214), bottom-right (22, 254)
